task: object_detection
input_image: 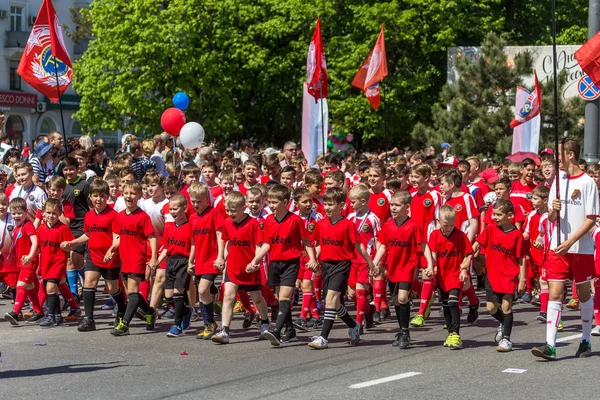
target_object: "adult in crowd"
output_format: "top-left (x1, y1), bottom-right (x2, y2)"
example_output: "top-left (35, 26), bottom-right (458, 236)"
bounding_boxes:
top-left (150, 134), bottom-right (166, 175)
top-left (21, 142), bottom-right (31, 160)
top-left (240, 139), bottom-right (254, 163)
top-left (29, 141), bottom-right (54, 187)
top-left (280, 141), bottom-right (297, 167)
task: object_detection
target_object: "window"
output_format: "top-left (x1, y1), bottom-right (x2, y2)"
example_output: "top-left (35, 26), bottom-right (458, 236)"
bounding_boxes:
top-left (9, 6), bottom-right (23, 31)
top-left (9, 61), bottom-right (21, 91)
top-left (40, 117), bottom-right (57, 134)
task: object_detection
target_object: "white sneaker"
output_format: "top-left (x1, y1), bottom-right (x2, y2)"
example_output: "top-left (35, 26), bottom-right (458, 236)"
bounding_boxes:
top-left (348, 323), bottom-right (361, 345)
top-left (307, 335), bottom-right (328, 350)
top-left (592, 325), bottom-right (600, 337)
top-left (494, 324), bottom-right (503, 343)
top-left (496, 338), bottom-right (513, 352)
top-left (259, 323), bottom-right (271, 340)
top-left (211, 329), bottom-right (230, 344)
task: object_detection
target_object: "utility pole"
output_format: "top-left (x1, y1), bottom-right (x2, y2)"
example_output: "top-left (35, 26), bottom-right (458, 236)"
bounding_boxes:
top-left (584, 0), bottom-right (600, 163)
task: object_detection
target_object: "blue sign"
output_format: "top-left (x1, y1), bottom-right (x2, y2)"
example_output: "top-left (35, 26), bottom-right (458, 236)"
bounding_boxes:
top-left (578, 75), bottom-right (600, 101)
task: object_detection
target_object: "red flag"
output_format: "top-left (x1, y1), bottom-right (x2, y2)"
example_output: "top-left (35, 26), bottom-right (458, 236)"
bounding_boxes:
top-left (306, 17), bottom-right (328, 102)
top-left (352, 25), bottom-right (388, 109)
top-left (510, 70), bottom-right (542, 129)
top-left (17, 0), bottom-right (73, 103)
top-left (575, 32), bottom-right (600, 87)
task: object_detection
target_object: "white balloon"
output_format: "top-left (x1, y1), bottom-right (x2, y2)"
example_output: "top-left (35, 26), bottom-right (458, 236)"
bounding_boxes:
top-left (179, 122), bottom-right (205, 150)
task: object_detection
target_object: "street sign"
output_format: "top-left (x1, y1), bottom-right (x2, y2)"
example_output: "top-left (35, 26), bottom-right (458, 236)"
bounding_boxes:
top-left (578, 75), bottom-right (600, 101)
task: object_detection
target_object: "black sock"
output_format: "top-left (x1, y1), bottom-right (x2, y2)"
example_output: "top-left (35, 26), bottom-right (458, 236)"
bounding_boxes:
top-left (502, 312), bottom-right (513, 339)
top-left (394, 304), bottom-right (402, 329)
top-left (286, 301), bottom-right (294, 330)
top-left (336, 304), bottom-right (356, 328)
top-left (275, 300), bottom-right (290, 334)
top-left (223, 326), bottom-right (230, 334)
top-left (491, 309), bottom-right (504, 324)
top-left (442, 301), bottom-right (451, 331)
top-left (270, 304), bottom-right (279, 324)
top-left (83, 287), bottom-right (96, 319)
top-left (173, 294), bottom-right (185, 326)
top-left (111, 289), bottom-right (126, 319)
top-left (398, 302), bottom-right (410, 330)
top-left (165, 296), bottom-right (174, 309)
top-left (123, 293), bottom-right (140, 325)
top-left (138, 293), bottom-right (150, 313)
top-left (47, 294), bottom-right (59, 317)
top-left (201, 301), bottom-right (215, 323)
top-left (321, 308), bottom-right (336, 339)
top-left (448, 299), bottom-right (460, 334)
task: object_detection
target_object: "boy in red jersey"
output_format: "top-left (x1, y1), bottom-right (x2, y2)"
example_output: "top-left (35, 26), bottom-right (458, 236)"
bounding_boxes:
top-left (439, 168), bottom-right (480, 323)
top-left (481, 177), bottom-right (525, 231)
top-left (260, 154), bottom-right (282, 184)
top-left (474, 199), bottom-right (526, 352)
top-left (237, 160), bottom-right (260, 196)
top-left (157, 194), bottom-right (193, 337)
top-left (509, 158), bottom-right (536, 217)
top-left (188, 182), bottom-right (224, 340)
top-left (109, 182), bottom-right (159, 336)
top-left (325, 170), bottom-right (354, 217)
top-left (33, 176), bottom-right (75, 229)
top-left (214, 169), bottom-right (234, 218)
top-left (257, 185), bottom-right (318, 346)
top-left (280, 166), bottom-right (296, 190)
top-left (308, 187), bottom-right (377, 350)
top-left (37, 198), bottom-right (75, 327)
top-left (373, 190), bottom-right (434, 349)
top-left (202, 163), bottom-right (224, 198)
top-left (211, 192), bottom-right (271, 344)
top-left (428, 205), bottom-right (473, 349)
top-left (0, 195), bottom-right (17, 306)
top-left (3, 197), bottom-right (44, 325)
top-left (408, 164), bottom-right (441, 328)
top-left (303, 169), bottom-right (325, 215)
top-left (60, 180), bottom-right (126, 332)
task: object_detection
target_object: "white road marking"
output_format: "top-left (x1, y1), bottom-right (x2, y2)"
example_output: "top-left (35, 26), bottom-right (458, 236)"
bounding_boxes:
top-left (349, 372), bottom-right (422, 389)
top-left (556, 333), bottom-right (582, 343)
top-left (503, 368), bottom-right (527, 374)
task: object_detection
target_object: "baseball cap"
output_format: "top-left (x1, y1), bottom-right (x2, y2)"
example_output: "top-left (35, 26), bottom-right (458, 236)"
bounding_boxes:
top-left (437, 157), bottom-right (459, 168)
top-left (441, 142), bottom-right (452, 149)
top-left (540, 148), bottom-right (554, 156)
top-left (480, 168), bottom-right (499, 184)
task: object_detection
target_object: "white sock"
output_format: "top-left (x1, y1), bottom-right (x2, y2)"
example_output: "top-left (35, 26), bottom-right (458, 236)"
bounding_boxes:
top-left (580, 298), bottom-right (593, 342)
top-left (546, 301), bottom-right (562, 347)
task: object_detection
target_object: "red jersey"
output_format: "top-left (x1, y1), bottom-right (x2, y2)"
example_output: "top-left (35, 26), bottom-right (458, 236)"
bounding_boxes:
top-left (510, 180), bottom-right (536, 216)
top-left (468, 184), bottom-right (486, 211)
top-left (378, 218), bottom-right (424, 282)
top-left (483, 200), bottom-right (525, 227)
top-left (369, 188), bottom-right (392, 223)
top-left (83, 207), bottom-right (119, 269)
top-left (409, 189), bottom-right (441, 239)
top-left (524, 211), bottom-right (544, 267)
top-left (162, 220), bottom-right (192, 257)
top-left (470, 178), bottom-right (490, 197)
top-left (341, 197), bottom-right (354, 218)
top-left (347, 211), bottom-right (381, 265)
top-left (191, 206), bottom-right (224, 275)
top-left (209, 185), bottom-right (224, 199)
top-left (428, 228), bottom-right (473, 292)
top-left (222, 216), bottom-right (263, 285)
top-left (13, 220), bottom-right (38, 269)
top-left (112, 208), bottom-right (155, 274)
top-left (263, 212), bottom-right (307, 261)
top-left (313, 217), bottom-right (358, 262)
top-left (442, 193), bottom-right (480, 235)
top-left (295, 210), bottom-right (323, 267)
top-left (311, 196), bottom-right (325, 216)
top-left (237, 183), bottom-right (254, 196)
top-left (35, 199), bottom-right (75, 221)
top-left (214, 194), bottom-right (227, 218)
top-left (37, 221), bottom-right (74, 280)
top-left (477, 224), bottom-right (526, 294)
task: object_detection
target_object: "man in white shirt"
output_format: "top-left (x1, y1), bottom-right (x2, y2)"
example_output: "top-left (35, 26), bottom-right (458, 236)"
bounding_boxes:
top-left (532, 138), bottom-right (599, 360)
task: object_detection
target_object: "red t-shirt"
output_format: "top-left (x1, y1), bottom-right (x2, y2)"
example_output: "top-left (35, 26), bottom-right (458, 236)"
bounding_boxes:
top-left (428, 228), bottom-right (473, 292)
top-left (369, 189), bottom-right (392, 223)
top-left (524, 211), bottom-right (544, 267)
top-left (410, 189), bottom-right (441, 239)
top-left (191, 206), bottom-right (224, 274)
top-left (347, 211), bottom-right (381, 266)
top-left (483, 200), bottom-right (525, 227)
top-left (214, 195), bottom-right (227, 218)
top-left (477, 224), bottom-right (526, 294)
top-left (510, 180), bottom-right (536, 216)
top-left (35, 199), bottom-right (75, 221)
top-left (83, 207), bottom-right (119, 269)
top-left (237, 183), bottom-right (254, 196)
top-left (311, 196), bottom-right (325, 216)
top-left (378, 218), bottom-right (424, 282)
top-left (471, 179), bottom-right (490, 197)
top-left (296, 210), bottom-right (323, 267)
top-left (222, 216), bottom-right (263, 285)
top-left (37, 221), bottom-right (74, 280)
top-left (162, 220), bottom-right (192, 257)
top-left (209, 185), bottom-right (224, 199)
top-left (112, 208), bottom-right (155, 274)
top-left (263, 212), bottom-right (307, 261)
top-left (442, 193), bottom-right (480, 235)
top-left (314, 217), bottom-right (358, 262)
top-left (13, 220), bottom-right (38, 269)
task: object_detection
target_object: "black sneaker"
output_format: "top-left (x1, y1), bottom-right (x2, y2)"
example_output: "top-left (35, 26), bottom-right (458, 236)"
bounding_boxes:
top-left (392, 333), bottom-right (401, 347)
top-left (39, 314), bottom-right (56, 328)
top-left (531, 343), bottom-right (557, 360)
top-left (467, 301), bottom-right (479, 324)
top-left (398, 330), bottom-right (410, 349)
top-left (536, 312), bottom-right (547, 322)
top-left (55, 315), bottom-right (64, 326)
top-left (111, 320), bottom-right (130, 336)
top-left (26, 312), bottom-right (45, 324)
top-left (373, 310), bottom-right (382, 324)
top-left (576, 340), bottom-right (592, 358)
top-left (4, 311), bottom-right (19, 326)
top-left (365, 304), bottom-right (375, 329)
top-left (77, 316), bottom-right (97, 332)
top-left (145, 308), bottom-right (157, 331)
top-left (293, 318), bottom-right (308, 331)
top-left (380, 308), bottom-right (390, 320)
top-left (242, 312), bottom-right (255, 329)
top-left (263, 329), bottom-right (281, 347)
top-left (281, 329), bottom-right (298, 343)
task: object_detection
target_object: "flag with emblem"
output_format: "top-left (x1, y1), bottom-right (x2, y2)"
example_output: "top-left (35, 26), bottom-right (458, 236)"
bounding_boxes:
top-left (351, 25), bottom-right (388, 109)
top-left (17, 0), bottom-right (73, 103)
top-left (510, 70), bottom-right (542, 129)
top-left (306, 17), bottom-right (328, 102)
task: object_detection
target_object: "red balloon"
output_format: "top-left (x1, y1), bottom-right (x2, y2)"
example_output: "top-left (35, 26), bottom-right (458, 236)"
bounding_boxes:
top-left (161, 107), bottom-right (186, 136)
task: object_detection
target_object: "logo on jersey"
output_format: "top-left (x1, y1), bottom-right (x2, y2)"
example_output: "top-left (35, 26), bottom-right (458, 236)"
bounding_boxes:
top-left (526, 192), bottom-right (533, 200)
top-left (312, 203), bottom-right (317, 210)
top-left (28, 195), bottom-right (35, 201)
top-left (454, 204), bottom-right (462, 211)
top-left (571, 189), bottom-right (581, 199)
top-left (260, 222), bottom-right (264, 229)
top-left (74, 189), bottom-right (81, 196)
top-left (7, 225), bottom-right (13, 232)
top-left (423, 199), bottom-right (432, 207)
top-left (377, 198), bottom-right (385, 206)
top-left (308, 223), bottom-right (316, 232)
top-left (362, 224), bottom-right (370, 233)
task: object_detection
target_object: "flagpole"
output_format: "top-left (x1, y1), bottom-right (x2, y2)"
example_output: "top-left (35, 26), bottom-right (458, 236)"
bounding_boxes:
top-left (319, 78), bottom-right (326, 155)
top-left (53, 66), bottom-right (68, 155)
top-left (382, 82), bottom-right (387, 164)
top-left (552, 0), bottom-right (561, 244)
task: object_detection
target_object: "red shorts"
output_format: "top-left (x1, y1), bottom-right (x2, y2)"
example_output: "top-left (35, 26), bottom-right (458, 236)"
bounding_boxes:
top-left (18, 267), bottom-right (37, 284)
top-left (260, 262), bottom-right (268, 285)
top-left (1, 271), bottom-right (17, 286)
top-left (526, 258), bottom-right (541, 280)
top-left (159, 258), bottom-right (167, 270)
top-left (349, 262), bottom-right (370, 288)
top-left (545, 251), bottom-right (595, 284)
top-left (297, 264), bottom-right (315, 281)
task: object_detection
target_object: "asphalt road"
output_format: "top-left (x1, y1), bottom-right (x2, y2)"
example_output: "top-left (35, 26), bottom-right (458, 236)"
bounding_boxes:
top-left (1, 290), bottom-right (598, 400)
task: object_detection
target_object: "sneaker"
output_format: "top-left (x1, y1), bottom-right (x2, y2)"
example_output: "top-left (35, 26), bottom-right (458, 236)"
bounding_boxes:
top-left (307, 335), bottom-right (328, 349)
top-left (494, 324), bottom-right (503, 343)
top-left (373, 310), bottom-right (382, 324)
top-left (233, 301), bottom-right (244, 313)
top-left (211, 329), bottom-right (230, 344)
top-left (77, 316), bottom-right (96, 332)
top-left (467, 301), bottom-right (479, 324)
top-left (448, 333), bottom-right (463, 350)
top-left (531, 295), bottom-right (541, 306)
top-left (242, 311), bottom-right (255, 329)
top-left (135, 307), bottom-right (147, 321)
top-left (1, 288), bottom-right (14, 300)
top-left (259, 322), bottom-right (271, 340)
top-left (520, 292), bottom-right (532, 303)
top-left (197, 322), bottom-right (218, 340)
top-left (557, 320), bottom-right (564, 332)
top-left (566, 298), bottom-right (580, 311)
top-left (591, 325), bottom-right (600, 336)
top-left (307, 317), bottom-right (323, 330)
top-left (531, 343), bottom-right (557, 360)
top-left (213, 301), bottom-right (222, 315)
top-left (111, 320), bottom-right (130, 336)
top-left (397, 330), bottom-right (410, 349)
top-left (443, 333), bottom-right (452, 347)
top-left (496, 338), bottom-right (513, 352)
top-left (4, 311), bottom-right (19, 326)
top-left (180, 306), bottom-right (193, 330)
top-left (100, 299), bottom-right (115, 310)
top-left (191, 310), bottom-right (202, 322)
top-left (160, 307), bottom-right (175, 319)
top-left (167, 324), bottom-right (184, 337)
top-left (536, 312), bottom-right (547, 323)
top-left (0, 282), bottom-right (7, 293)
top-left (392, 333), bottom-right (401, 347)
top-left (380, 307), bottom-right (390, 320)
top-left (26, 312), bottom-right (45, 324)
top-left (349, 322), bottom-right (361, 345)
top-left (410, 314), bottom-right (425, 327)
top-left (575, 340), bottom-right (592, 358)
top-left (55, 315), bottom-right (64, 325)
top-left (263, 329), bottom-right (282, 347)
top-left (39, 314), bottom-right (56, 328)
top-left (145, 308), bottom-right (157, 331)
top-left (293, 317), bottom-right (308, 331)
top-left (281, 329), bottom-right (298, 343)
top-left (65, 307), bottom-right (82, 321)
top-left (111, 305), bottom-right (119, 318)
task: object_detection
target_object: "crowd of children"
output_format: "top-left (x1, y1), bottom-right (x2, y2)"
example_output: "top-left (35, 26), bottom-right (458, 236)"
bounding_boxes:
top-left (1, 136), bottom-right (598, 360)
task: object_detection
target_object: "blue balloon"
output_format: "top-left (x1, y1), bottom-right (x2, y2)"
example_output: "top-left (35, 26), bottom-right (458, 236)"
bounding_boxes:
top-left (173, 92), bottom-right (190, 111)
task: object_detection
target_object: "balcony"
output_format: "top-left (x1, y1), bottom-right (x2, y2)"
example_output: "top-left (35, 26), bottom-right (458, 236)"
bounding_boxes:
top-left (5, 30), bottom-right (30, 49)
top-left (74, 38), bottom-right (90, 55)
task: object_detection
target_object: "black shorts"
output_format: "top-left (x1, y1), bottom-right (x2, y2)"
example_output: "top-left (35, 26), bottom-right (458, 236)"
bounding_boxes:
top-left (194, 273), bottom-right (219, 286)
top-left (224, 270), bottom-right (261, 292)
top-left (391, 280), bottom-right (412, 297)
top-left (43, 278), bottom-right (60, 285)
top-left (485, 278), bottom-right (514, 304)
top-left (165, 255), bottom-right (191, 290)
top-left (85, 260), bottom-right (121, 281)
top-left (321, 260), bottom-right (351, 295)
top-left (122, 273), bottom-right (145, 281)
top-left (439, 288), bottom-right (461, 302)
top-left (268, 258), bottom-right (299, 287)
top-left (71, 230), bottom-right (87, 255)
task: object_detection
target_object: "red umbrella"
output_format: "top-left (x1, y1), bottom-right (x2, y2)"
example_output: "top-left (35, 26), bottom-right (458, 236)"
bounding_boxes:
top-left (505, 152), bottom-right (540, 164)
